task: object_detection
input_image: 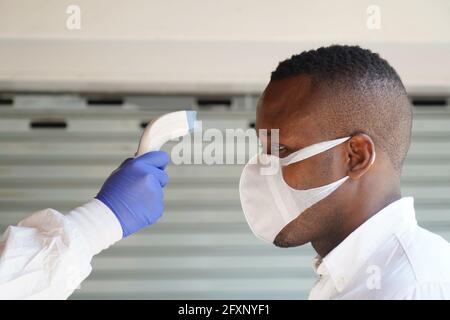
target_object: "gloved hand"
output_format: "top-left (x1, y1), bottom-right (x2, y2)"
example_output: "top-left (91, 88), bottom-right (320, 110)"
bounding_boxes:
top-left (96, 151), bottom-right (169, 237)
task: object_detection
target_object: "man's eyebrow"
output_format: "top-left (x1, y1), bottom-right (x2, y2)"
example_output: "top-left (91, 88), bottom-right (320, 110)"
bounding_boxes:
top-left (258, 129), bottom-right (303, 149)
top-left (264, 130), bottom-right (280, 136)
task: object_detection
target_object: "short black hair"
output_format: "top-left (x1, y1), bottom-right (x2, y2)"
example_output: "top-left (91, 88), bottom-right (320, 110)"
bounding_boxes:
top-left (271, 45), bottom-right (412, 172)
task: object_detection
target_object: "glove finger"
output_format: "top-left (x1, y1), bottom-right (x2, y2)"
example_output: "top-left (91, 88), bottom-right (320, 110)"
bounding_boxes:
top-left (136, 151), bottom-right (170, 169)
top-left (146, 166), bottom-right (169, 187)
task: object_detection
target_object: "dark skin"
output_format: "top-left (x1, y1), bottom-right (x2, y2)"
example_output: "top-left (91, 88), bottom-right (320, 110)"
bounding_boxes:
top-left (256, 74), bottom-right (402, 257)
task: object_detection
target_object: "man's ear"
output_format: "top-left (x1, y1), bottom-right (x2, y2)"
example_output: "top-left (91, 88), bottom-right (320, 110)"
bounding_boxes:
top-left (346, 134), bottom-right (376, 179)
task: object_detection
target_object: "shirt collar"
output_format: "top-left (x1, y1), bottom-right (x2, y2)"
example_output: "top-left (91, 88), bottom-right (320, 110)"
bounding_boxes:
top-left (314, 197), bottom-right (417, 292)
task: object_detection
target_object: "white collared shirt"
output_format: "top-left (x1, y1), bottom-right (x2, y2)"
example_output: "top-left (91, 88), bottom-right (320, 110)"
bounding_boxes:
top-left (309, 197), bottom-right (450, 300)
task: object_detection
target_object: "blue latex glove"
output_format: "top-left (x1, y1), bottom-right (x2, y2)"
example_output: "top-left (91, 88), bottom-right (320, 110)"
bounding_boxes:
top-left (96, 151), bottom-right (169, 237)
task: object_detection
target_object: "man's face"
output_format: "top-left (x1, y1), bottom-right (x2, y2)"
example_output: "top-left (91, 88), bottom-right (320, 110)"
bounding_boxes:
top-left (255, 75), bottom-right (349, 247)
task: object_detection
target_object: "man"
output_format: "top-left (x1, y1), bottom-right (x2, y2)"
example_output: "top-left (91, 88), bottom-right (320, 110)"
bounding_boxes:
top-left (240, 45), bottom-right (450, 299)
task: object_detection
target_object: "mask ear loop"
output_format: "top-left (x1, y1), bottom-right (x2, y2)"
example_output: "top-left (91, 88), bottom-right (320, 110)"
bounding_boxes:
top-left (369, 143), bottom-right (376, 166)
top-left (280, 136), bottom-right (351, 167)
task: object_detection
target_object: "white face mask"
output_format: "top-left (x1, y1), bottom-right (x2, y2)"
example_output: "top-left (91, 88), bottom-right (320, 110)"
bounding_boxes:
top-left (239, 136), bottom-right (353, 243)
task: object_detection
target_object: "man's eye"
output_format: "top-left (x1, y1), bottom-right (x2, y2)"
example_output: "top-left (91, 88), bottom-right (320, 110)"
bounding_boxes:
top-left (272, 144), bottom-right (288, 156)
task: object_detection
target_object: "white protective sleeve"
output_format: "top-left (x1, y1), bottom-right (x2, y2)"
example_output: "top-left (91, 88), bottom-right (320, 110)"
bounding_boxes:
top-left (0, 199), bottom-right (122, 300)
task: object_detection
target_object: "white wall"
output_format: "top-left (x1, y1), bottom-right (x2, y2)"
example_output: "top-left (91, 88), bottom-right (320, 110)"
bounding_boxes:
top-left (0, 0), bottom-right (449, 93)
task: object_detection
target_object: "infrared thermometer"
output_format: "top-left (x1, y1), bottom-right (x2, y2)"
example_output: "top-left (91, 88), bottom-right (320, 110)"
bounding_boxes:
top-left (136, 110), bottom-right (197, 156)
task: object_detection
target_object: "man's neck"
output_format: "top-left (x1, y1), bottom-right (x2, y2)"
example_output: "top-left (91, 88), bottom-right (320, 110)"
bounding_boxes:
top-left (311, 188), bottom-right (402, 258)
